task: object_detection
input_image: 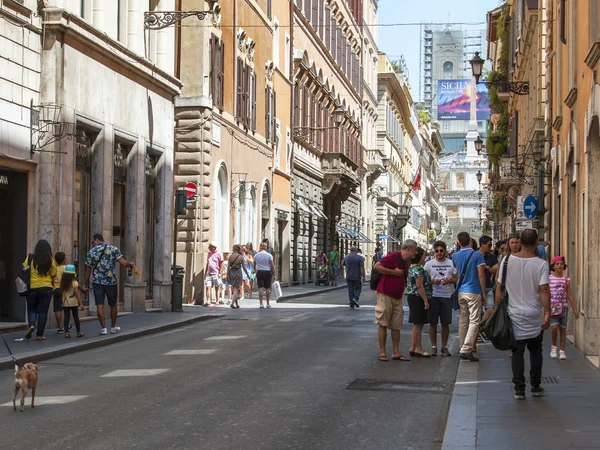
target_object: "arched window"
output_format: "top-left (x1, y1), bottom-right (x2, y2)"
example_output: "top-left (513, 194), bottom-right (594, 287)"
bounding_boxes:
top-left (213, 164), bottom-right (229, 251)
top-left (235, 184), bottom-right (246, 245)
top-left (443, 61), bottom-right (453, 77)
top-left (260, 183), bottom-right (271, 240)
top-left (246, 187), bottom-right (256, 245)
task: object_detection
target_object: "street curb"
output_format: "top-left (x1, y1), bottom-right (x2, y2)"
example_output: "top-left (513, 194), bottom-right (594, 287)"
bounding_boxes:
top-left (441, 360), bottom-right (478, 449)
top-left (0, 314), bottom-right (223, 371)
top-left (276, 284), bottom-right (347, 303)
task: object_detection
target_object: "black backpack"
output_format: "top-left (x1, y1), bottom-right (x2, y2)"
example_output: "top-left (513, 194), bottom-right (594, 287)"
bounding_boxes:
top-left (370, 252), bottom-right (404, 291)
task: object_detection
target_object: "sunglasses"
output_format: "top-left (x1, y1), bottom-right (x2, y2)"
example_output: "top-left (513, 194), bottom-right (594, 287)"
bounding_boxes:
top-left (434, 249), bottom-right (445, 253)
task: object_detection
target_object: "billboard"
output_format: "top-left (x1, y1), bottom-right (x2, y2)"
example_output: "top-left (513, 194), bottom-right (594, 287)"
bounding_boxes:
top-left (437, 79), bottom-right (490, 121)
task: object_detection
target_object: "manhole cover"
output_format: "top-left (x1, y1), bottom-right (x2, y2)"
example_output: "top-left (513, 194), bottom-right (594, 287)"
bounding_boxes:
top-left (347, 378), bottom-right (448, 393)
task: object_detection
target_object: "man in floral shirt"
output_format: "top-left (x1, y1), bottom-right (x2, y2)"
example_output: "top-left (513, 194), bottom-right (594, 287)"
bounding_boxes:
top-left (83, 234), bottom-right (135, 335)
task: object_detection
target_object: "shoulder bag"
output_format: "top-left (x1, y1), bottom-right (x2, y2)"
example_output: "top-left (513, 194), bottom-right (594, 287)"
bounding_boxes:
top-left (451, 249), bottom-right (476, 310)
top-left (481, 255), bottom-right (516, 351)
top-left (15, 254), bottom-right (33, 297)
top-left (370, 252), bottom-right (403, 291)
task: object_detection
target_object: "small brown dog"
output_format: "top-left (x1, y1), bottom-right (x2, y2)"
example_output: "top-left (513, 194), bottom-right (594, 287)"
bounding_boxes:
top-left (13, 363), bottom-right (38, 412)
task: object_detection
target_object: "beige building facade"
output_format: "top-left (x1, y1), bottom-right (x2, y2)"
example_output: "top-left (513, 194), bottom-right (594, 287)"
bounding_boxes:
top-left (0, 0), bottom-right (180, 322)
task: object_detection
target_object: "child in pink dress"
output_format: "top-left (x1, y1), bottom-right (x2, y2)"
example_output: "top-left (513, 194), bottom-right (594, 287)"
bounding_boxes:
top-left (549, 256), bottom-right (579, 360)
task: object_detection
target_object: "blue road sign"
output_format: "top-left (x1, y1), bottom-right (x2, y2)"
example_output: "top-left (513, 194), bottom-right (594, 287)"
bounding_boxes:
top-left (523, 195), bottom-right (538, 219)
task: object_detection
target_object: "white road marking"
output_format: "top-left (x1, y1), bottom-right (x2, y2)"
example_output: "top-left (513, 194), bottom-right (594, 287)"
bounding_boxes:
top-left (87, 328), bottom-right (187, 354)
top-left (204, 335), bottom-right (247, 341)
top-left (1, 395), bottom-right (88, 406)
top-left (455, 379), bottom-right (505, 385)
top-left (164, 349), bottom-right (217, 355)
top-left (101, 369), bottom-right (170, 377)
top-left (279, 313), bottom-right (310, 322)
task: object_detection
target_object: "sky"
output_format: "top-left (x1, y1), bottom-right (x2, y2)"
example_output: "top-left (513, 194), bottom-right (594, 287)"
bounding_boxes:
top-left (377, 0), bottom-right (500, 101)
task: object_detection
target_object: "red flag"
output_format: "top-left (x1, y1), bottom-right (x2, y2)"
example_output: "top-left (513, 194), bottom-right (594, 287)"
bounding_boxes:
top-left (412, 167), bottom-right (422, 190)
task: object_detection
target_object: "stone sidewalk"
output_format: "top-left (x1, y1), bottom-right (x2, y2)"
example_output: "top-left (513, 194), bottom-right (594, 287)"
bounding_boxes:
top-left (0, 311), bottom-right (222, 371)
top-left (442, 333), bottom-right (600, 449)
top-left (277, 281), bottom-right (348, 302)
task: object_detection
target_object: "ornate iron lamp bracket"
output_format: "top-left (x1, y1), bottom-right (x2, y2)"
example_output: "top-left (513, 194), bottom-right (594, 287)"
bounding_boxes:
top-left (144, 11), bottom-right (212, 30)
top-left (481, 80), bottom-right (530, 96)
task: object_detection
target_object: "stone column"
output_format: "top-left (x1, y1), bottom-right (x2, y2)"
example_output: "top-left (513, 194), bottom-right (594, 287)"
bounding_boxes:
top-left (127, 0), bottom-right (144, 56)
top-left (156, 0), bottom-right (175, 75)
top-left (174, 98), bottom-right (212, 303)
top-left (154, 145), bottom-right (174, 310)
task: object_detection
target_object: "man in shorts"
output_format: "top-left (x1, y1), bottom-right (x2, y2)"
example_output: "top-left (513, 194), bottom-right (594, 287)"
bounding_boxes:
top-left (254, 242), bottom-right (277, 308)
top-left (83, 234), bottom-right (135, 335)
top-left (373, 239), bottom-right (418, 361)
top-left (329, 245), bottom-right (340, 286)
top-left (424, 241), bottom-right (457, 356)
top-left (204, 242), bottom-right (223, 306)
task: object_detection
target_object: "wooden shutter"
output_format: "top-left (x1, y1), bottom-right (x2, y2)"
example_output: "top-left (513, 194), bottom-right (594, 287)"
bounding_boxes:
top-left (325, 8), bottom-right (330, 48)
top-left (293, 83), bottom-right (300, 126)
top-left (309, 93), bottom-right (315, 143)
top-left (305, 0), bottom-right (311, 22)
top-left (242, 64), bottom-right (248, 128)
top-left (251, 71), bottom-right (256, 132)
top-left (210, 35), bottom-right (216, 103)
top-left (337, 29), bottom-right (342, 65)
top-left (236, 58), bottom-right (243, 120)
top-left (302, 85), bottom-right (308, 128)
top-left (219, 41), bottom-right (225, 109)
top-left (272, 89), bottom-right (277, 147)
top-left (312, 0), bottom-right (318, 29)
top-left (265, 87), bottom-right (271, 142)
top-left (318, 0), bottom-right (324, 39)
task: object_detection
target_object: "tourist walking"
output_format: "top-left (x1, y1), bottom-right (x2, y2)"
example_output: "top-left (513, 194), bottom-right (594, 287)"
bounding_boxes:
top-left (59, 264), bottom-right (85, 338)
top-left (254, 242), bottom-right (277, 308)
top-left (406, 247), bottom-right (433, 358)
top-left (219, 249), bottom-right (232, 305)
top-left (424, 241), bottom-right (457, 356)
top-left (479, 235), bottom-right (498, 310)
top-left (373, 239), bottom-right (417, 362)
top-left (452, 232), bottom-right (486, 362)
top-left (52, 252), bottom-right (67, 334)
top-left (83, 234), bottom-right (135, 335)
top-left (343, 247), bottom-right (365, 309)
top-left (549, 256), bottom-right (579, 360)
top-left (329, 245), bottom-right (340, 286)
top-left (24, 239), bottom-right (57, 340)
top-left (241, 245), bottom-right (254, 299)
top-left (496, 228), bottom-right (550, 399)
top-left (227, 245), bottom-right (250, 309)
top-left (203, 242), bottom-right (223, 307)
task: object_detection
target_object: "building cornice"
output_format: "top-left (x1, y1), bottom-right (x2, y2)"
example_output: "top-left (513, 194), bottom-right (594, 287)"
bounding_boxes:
top-left (378, 72), bottom-right (416, 137)
top-left (585, 42), bottom-right (600, 69)
top-left (41, 8), bottom-right (182, 99)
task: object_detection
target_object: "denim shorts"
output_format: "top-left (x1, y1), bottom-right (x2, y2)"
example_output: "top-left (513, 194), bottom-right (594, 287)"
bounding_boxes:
top-left (551, 307), bottom-right (568, 328)
top-left (331, 264), bottom-right (339, 277)
top-left (93, 283), bottom-right (118, 307)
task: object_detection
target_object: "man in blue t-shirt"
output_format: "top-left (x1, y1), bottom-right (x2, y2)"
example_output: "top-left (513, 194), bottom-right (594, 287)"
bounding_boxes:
top-left (451, 232), bottom-right (486, 362)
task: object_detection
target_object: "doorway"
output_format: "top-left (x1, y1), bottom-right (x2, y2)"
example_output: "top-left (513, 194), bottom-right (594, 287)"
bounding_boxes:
top-left (75, 131), bottom-right (93, 306)
top-left (113, 143), bottom-right (130, 306)
top-left (0, 170), bottom-right (28, 322)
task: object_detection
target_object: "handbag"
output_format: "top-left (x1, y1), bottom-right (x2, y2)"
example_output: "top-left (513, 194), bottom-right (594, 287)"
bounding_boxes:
top-left (550, 300), bottom-right (564, 317)
top-left (271, 281), bottom-right (283, 301)
top-left (481, 256), bottom-right (516, 351)
top-left (370, 252), bottom-right (404, 291)
top-left (15, 254), bottom-right (33, 297)
top-left (452, 249), bottom-right (476, 311)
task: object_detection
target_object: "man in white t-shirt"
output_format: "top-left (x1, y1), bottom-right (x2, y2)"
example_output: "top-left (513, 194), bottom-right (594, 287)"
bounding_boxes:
top-left (496, 228), bottom-right (550, 400)
top-left (424, 241), bottom-right (458, 357)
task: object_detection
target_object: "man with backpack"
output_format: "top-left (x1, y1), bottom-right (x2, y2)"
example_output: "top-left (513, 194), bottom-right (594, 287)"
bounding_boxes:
top-left (372, 239), bottom-right (418, 362)
top-left (452, 232), bottom-right (486, 362)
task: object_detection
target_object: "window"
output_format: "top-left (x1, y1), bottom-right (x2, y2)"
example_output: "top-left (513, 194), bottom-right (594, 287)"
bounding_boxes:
top-left (210, 35), bottom-right (225, 110)
top-left (236, 58), bottom-right (256, 130)
top-left (265, 86), bottom-right (277, 144)
top-left (273, 19), bottom-right (280, 68)
top-left (311, 0), bottom-right (318, 30)
top-left (325, 8), bottom-right (331, 48)
top-left (560, 0), bottom-right (567, 44)
top-left (304, 0), bottom-right (311, 22)
top-left (267, 0), bottom-right (272, 20)
top-left (284, 34), bottom-right (290, 78)
top-left (443, 61), bottom-right (453, 77)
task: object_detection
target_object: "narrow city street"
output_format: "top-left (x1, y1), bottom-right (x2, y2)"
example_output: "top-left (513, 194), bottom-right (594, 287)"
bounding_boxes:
top-left (0, 289), bottom-right (459, 450)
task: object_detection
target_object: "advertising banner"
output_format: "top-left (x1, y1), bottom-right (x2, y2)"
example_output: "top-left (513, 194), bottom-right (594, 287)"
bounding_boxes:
top-left (437, 79), bottom-right (490, 121)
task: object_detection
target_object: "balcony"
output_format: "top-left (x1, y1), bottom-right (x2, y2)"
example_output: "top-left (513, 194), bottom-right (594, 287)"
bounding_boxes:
top-left (365, 148), bottom-right (385, 186)
top-left (497, 158), bottom-right (524, 187)
top-left (321, 152), bottom-right (360, 201)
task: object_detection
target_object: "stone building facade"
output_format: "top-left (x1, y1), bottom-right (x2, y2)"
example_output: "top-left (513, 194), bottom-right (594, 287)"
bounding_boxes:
top-left (290, 0), bottom-right (364, 285)
top-left (0, 0), bottom-right (180, 322)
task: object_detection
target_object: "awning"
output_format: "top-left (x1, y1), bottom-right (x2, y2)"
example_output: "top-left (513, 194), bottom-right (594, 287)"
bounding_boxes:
top-left (379, 234), bottom-right (400, 244)
top-left (356, 231), bottom-right (374, 244)
top-left (293, 198), bottom-right (311, 214)
top-left (336, 224), bottom-right (353, 239)
top-left (308, 204), bottom-right (328, 220)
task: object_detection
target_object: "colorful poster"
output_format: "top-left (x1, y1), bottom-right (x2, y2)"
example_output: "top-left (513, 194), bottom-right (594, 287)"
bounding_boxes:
top-left (437, 79), bottom-right (490, 121)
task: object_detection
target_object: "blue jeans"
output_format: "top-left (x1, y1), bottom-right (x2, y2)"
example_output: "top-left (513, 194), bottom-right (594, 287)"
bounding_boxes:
top-left (347, 279), bottom-right (362, 304)
top-left (26, 287), bottom-right (53, 336)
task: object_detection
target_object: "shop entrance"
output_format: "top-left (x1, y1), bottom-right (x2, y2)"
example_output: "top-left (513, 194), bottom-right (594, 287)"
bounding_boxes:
top-left (0, 169), bottom-right (28, 322)
top-left (113, 143), bottom-right (130, 306)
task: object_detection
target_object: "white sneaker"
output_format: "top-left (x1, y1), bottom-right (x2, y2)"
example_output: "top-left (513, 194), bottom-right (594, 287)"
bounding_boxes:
top-left (559, 350), bottom-right (567, 360)
top-left (99, 328), bottom-right (108, 335)
top-left (110, 327), bottom-right (121, 334)
top-left (550, 346), bottom-right (558, 359)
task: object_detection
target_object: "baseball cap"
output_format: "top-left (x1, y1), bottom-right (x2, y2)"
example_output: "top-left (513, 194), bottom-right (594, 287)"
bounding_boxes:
top-left (208, 241), bottom-right (217, 248)
top-left (64, 264), bottom-right (77, 274)
top-left (551, 255), bottom-right (565, 265)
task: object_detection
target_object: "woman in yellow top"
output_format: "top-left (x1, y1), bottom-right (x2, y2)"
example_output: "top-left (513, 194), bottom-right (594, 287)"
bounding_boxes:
top-left (24, 239), bottom-right (57, 340)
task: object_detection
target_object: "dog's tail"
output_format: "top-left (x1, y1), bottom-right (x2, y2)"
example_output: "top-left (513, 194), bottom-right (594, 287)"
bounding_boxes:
top-left (14, 364), bottom-right (21, 388)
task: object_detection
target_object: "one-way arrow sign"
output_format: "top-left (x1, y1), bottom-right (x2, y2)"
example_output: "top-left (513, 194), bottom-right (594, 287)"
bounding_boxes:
top-left (523, 195), bottom-right (538, 219)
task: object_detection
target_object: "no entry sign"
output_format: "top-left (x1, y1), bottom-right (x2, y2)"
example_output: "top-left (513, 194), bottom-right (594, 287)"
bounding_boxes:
top-left (184, 182), bottom-right (197, 198)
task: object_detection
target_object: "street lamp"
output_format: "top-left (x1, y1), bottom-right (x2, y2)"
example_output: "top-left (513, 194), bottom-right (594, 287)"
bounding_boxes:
top-left (474, 135), bottom-right (484, 154)
top-left (293, 104), bottom-right (345, 137)
top-left (478, 190), bottom-right (483, 201)
top-left (381, 157), bottom-right (390, 172)
top-left (476, 170), bottom-right (483, 185)
top-left (332, 106), bottom-right (345, 125)
top-left (469, 51), bottom-right (530, 95)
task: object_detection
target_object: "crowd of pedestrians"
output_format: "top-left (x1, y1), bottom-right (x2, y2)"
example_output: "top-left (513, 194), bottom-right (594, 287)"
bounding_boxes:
top-left (370, 229), bottom-right (577, 400)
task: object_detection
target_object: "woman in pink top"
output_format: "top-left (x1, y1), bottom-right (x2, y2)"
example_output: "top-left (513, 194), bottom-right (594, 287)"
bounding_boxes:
top-left (549, 256), bottom-right (579, 360)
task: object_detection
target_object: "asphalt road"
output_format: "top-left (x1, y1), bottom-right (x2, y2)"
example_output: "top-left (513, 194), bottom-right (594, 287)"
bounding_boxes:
top-left (0, 288), bottom-right (460, 450)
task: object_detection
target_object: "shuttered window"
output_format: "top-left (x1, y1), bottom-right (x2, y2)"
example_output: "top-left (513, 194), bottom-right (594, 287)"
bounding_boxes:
top-left (318, 0), bottom-right (324, 40)
top-left (311, 0), bottom-right (318, 29)
top-left (236, 58), bottom-right (255, 130)
top-left (210, 35), bottom-right (225, 110)
top-left (265, 87), bottom-right (277, 145)
top-left (325, 7), bottom-right (331, 49)
top-left (304, 0), bottom-right (311, 22)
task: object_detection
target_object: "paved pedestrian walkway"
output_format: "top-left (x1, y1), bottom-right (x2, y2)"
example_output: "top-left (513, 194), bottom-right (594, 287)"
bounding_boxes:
top-left (443, 333), bottom-right (600, 449)
top-left (278, 281), bottom-right (347, 302)
top-left (0, 310), bottom-right (221, 370)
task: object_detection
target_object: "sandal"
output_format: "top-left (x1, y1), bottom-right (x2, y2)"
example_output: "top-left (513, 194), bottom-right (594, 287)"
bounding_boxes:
top-left (392, 355), bottom-right (410, 361)
top-left (378, 355), bottom-right (389, 362)
top-left (77, 332), bottom-right (85, 338)
top-left (65, 333), bottom-right (71, 338)
top-left (25, 326), bottom-right (35, 340)
top-left (409, 351), bottom-right (432, 358)
top-left (36, 336), bottom-right (47, 341)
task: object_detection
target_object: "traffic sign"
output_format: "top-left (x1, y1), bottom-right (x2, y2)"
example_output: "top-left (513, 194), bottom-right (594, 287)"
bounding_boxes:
top-left (523, 195), bottom-right (538, 219)
top-left (516, 220), bottom-right (533, 232)
top-left (184, 182), bottom-right (197, 198)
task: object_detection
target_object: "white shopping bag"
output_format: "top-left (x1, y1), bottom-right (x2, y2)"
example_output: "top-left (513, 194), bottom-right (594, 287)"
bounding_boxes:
top-left (271, 281), bottom-right (283, 301)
